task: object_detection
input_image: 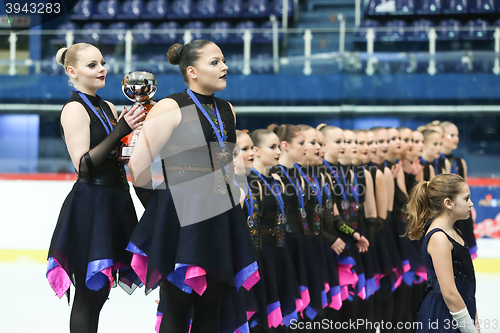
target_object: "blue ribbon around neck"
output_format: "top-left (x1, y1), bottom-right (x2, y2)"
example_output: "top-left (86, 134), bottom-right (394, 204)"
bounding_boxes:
top-left (420, 156), bottom-right (439, 176)
top-left (252, 168), bottom-right (285, 215)
top-left (75, 89), bottom-right (113, 135)
top-left (340, 165), bottom-right (359, 203)
top-left (186, 88), bottom-right (225, 149)
top-left (441, 153), bottom-right (458, 174)
top-left (278, 165), bottom-right (304, 210)
top-left (323, 159), bottom-right (347, 202)
top-left (295, 163), bottom-right (322, 205)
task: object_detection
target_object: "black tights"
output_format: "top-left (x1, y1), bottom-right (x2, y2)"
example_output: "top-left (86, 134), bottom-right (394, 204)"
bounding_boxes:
top-left (159, 277), bottom-right (225, 333)
top-left (70, 282), bottom-right (110, 333)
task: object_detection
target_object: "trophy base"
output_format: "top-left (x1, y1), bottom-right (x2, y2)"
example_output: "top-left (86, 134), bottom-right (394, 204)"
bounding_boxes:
top-left (118, 146), bottom-right (134, 162)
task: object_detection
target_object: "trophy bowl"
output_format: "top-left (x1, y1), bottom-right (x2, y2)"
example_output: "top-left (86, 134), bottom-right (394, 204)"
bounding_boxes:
top-left (122, 71), bottom-right (157, 104)
top-left (118, 71), bottom-right (157, 162)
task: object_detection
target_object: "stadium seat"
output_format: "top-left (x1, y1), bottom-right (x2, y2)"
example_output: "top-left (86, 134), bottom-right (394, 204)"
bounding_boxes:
top-left (184, 21), bottom-right (208, 40)
top-left (118, 0), bottom-right (145, 19)
top-left (353, 19), bottom-right (381, 42)
top-left (168, 0), bottom-right (193, 18)
top-left (145, 54), bottom-right (179, 73)
top-left (395, 0), bottom-right (415, 14)
top-left (143, 0), bottom-right (169, 18)
top-left (380, 20), bottom-right (407, 42)
top-left (435, 59), bottom-right (466, 73)
top-left (416, 0), bottom-right (442, 14)
top-left (70, 0), bottom-right (97, 19)
top-left (102, 54), bottom-right (121, 74)
top-left (133, 22), bottom-right (155, 43)
top-left (157, 21), bottom-right (181, 43)
top-left (251, 53), bottom-right (273, 73)
top-left (93, 0), bottom-right (121, 19)
top-left (243, 0), bottom-right (270, 17)
top-left (272, 0), bottom-right (294, 17)
top-left (233, 20), bottom-right (257, 43)
top-left (218, 0), bottom-right (243, 18)
top-left (41, 56), bottom-right (65, 75)
top-left (462, 19), bottom-right (490, 40)
top-left (406, 19), bottom-right (434, 41)
top-left (192, 0), bottom-right (218, 18)
top-left (209, 21), bottom-right (233, 43)
top-left (365, 0), bottom-right (382, 15)
top-left (257, 20), bottom-right (283, 43)
top-left (104, 22), bottom-right (130, 44)
top-left (469, 0), bottom-right (495, 12)
top-left (442, 0), bottom-right (468, 13)
top-left (226, 54), bottom-right (244, 73)
top-left (80, 22), bottom-right (105, 43)
top-left (55, 22), bottom-right (79, 44)
top-left (472, 58), bottom-right (493, 72)
top-left (436, 19), bottom-right (461, 40)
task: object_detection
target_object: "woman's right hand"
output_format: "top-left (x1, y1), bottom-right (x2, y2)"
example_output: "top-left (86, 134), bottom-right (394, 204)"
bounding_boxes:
top-left (331, 238), bottom-right (346, 255)
top-left (119, 104), bottom-right (147, 131)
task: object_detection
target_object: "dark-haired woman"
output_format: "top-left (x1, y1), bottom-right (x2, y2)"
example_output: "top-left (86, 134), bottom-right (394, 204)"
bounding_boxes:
top-left (46, 44), bottom-right (145, 333)
top-left (126, 40), bottom-right (259, 333)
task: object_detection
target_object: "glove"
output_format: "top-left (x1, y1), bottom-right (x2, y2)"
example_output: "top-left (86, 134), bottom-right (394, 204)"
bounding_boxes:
top-left (449, 308), bottom-right (478, 333)
top-left (79, 117), bottom-right (132, 175)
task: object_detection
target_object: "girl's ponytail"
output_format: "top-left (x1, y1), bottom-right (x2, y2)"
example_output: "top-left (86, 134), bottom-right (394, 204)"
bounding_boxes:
top-left (406, 174), bottom-right (467, 240)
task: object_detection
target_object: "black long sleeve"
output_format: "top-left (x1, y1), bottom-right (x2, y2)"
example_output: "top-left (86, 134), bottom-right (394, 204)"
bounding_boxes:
top-left (134, 180), bottom-right (153, 208)
top-left (78, 117), bottom-right (132, 175)
top-left (333, 215), bottom-right (358, 240)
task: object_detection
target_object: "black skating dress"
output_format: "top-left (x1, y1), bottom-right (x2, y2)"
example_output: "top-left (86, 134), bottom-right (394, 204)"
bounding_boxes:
top-left (297, 164), bottom-right (343, 316)
top-left (386, 159), bottom-right (423, 287)
top-left (126, 90), bottom-right (259, 299)
top-left (247, 168), bottom-right (300, 328)
top-left (274, 164), bottom-right (332, 319)
top-left (47, 91), bottom-right (140, 299)
top-left (417, 228), bottom-right (476, 332)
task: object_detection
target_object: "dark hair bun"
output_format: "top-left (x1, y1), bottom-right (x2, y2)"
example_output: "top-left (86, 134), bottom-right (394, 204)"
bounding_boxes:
top-left (167, 43), bottom-right (184, 65)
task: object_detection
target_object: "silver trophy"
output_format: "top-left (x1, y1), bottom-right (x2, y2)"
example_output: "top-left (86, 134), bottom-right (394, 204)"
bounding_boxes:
top-left (118, 71), bottom-right (157, 161)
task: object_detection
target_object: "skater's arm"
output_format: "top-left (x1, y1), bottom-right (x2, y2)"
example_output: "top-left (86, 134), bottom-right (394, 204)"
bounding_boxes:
top-left (129, 98), bottom-right (181, 187)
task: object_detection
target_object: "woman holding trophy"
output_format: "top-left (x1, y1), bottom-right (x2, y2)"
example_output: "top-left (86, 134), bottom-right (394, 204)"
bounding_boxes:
top-left (46, 43), bottom-right (146, 333)
top-left (127, 40), bottom-right (259, 333)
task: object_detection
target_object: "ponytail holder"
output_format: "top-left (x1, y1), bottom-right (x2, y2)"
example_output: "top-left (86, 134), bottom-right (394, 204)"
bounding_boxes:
top-left (426, 181), bottom-right (430, 187)
top-left (61, 49), bottom-right (68, 65)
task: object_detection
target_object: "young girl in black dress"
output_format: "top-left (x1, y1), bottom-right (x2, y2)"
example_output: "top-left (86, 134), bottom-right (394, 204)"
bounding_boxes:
top-left (47, 44), bottom-right (145, 333)
top-left (127, 40), bottom-right (259, 333)
top-left (407, 174), bottom-right (479, 333)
